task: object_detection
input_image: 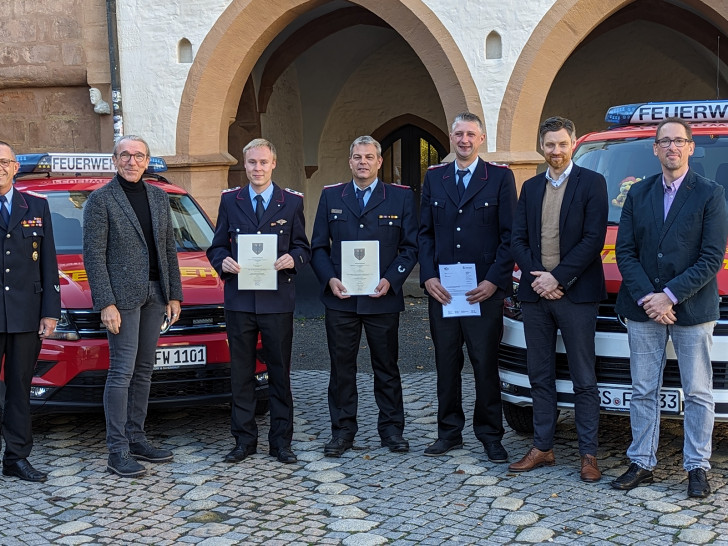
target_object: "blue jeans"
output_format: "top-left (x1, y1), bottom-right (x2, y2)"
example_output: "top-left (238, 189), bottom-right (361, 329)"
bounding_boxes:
top-left (626, 319), bottom-right (715, 471)
top-left (104, 282), bottom-right (166, 454)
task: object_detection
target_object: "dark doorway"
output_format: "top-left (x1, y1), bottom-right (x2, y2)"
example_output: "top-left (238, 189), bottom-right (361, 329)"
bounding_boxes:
top-left (380, 124), bottom-right (446, 213)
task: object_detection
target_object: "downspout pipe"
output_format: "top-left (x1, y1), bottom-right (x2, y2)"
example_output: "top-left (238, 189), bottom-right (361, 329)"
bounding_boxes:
top-left (106, 0), bottom-right (123, 142)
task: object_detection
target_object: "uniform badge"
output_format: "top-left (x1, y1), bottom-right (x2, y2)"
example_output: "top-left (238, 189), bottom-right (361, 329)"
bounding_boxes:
top-left (32, 251), bottom-right (38, 261)
top-left (276, 219), bottom-right (287, 225)
top-left (54, 285), bottom-right (60, 292)
top-left (398, 265), bottom-right (406, 273)
top-left (331, 209), bottom-right (342, 214)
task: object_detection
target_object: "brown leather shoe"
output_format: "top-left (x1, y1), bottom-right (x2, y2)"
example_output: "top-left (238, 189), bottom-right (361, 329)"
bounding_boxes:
top-left (580, 454), bottom-right (601, 482)
top-left (508, 447), bottom-right (555, 472)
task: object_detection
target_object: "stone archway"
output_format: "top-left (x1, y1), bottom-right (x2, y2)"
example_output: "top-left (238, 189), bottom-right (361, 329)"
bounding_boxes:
top-left (496, 0), bottom-right (728, 187)
top-left (171, 0), bottom-right (482, 213)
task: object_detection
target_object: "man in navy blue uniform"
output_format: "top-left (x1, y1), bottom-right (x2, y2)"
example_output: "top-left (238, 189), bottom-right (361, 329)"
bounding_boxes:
top-left (418, 112), bottom-right (517, 462)
top-left (207, 139), bottom-right (310, 465)
top-left (311, 136), bottom-right (418, 457)
top-left (0, 141), bottom-right (60, 482)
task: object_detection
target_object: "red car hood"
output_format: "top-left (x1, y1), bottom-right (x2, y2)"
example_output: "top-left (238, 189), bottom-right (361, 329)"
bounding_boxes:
top-left (57, 252), bottom-right (223, 308)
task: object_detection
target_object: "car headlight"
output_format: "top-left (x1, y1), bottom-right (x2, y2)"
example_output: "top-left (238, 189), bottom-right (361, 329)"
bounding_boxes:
top-left (45, 310), bottom-right (80, 341)
top-left (503, 281), bottom-right (522, 320)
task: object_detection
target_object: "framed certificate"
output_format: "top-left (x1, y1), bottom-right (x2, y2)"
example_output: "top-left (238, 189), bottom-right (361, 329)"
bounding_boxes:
top-left (341, 240), bottom-right (380, 295)
top-left (237, 234), bottom-right (277, 290)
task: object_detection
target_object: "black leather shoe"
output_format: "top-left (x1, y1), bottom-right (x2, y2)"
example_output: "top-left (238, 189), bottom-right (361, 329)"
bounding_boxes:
top-left (381, 435), bottom-right (410, 453)
top-left (611, 463), bottom-right (654, 490)
top-left (107, 451), bottom-right (145, 478)
top-left (424, 438), bottom-right (463, 456)
top-left (484, 441), bottom-right (508, 463)
top-left (324, 437), bottom-right (353, 458)
top-left (129, 440), bottom-right (173, 463)
top-left (224, 442), bottom-right (257, 463)
top-left (270, 446), bottom-right (298, 464)
top-left (687, 468), bottom-right (711, 498)
top-left (3, 459), bottom-right (48, 482)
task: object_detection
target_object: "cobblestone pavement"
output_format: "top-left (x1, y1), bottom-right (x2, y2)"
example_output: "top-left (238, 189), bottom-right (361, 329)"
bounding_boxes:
top-left (1, 369), bottom-right (726, 545)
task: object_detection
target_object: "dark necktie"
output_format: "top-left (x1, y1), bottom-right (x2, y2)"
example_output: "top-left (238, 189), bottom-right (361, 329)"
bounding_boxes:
top-left (456, 169), bottom-right (468, 199)
top-left (0, 195), bottom-right (9, 226)
top-left (355, 187), bottom-right (368, 212)
top-left (255, 194), bottom-right (264, 223)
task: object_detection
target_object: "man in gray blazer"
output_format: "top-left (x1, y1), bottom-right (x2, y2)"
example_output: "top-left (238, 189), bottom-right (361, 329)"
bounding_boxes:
top-left (83, 135), bottom-right (183, 478)
top-left (612, 118), bottom-right (728, 498)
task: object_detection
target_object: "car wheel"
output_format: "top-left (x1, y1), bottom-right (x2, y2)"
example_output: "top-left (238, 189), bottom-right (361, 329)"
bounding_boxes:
top-left (503, 401), bottom-right (534, 433)
top-left (255, 398), bottom-right (269, 415)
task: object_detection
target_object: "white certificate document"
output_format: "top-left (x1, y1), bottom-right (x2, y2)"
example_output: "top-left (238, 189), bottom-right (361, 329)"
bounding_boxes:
top-left (439, 263), bottom-right (480, 318)
top-left (341, 240), bottom-right (380, 295)
top-left (237, 234), bottom-right (277, 291)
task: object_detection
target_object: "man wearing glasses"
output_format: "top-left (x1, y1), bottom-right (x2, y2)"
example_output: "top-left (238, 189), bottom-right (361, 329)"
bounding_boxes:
top-left (612, 118), bottom-right (728, 498)
top-left (0, 141), bottom-right (60, 482)
top-left (84, 136), bottom-right (183, 478)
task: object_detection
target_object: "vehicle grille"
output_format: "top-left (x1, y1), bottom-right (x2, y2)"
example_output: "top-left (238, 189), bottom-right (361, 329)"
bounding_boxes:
top-left (498, 345), bottom-right (728, 390)
top-left (69, 305), bottom-right (226, 338)
top-left (596, 294), bottom-right (728, 335)
top-left (46, 365), bottom-right (233, 404)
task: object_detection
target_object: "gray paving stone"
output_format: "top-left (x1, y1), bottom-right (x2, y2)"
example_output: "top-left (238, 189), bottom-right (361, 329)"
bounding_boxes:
top-left (298, 451), bottom-right (324, 463)
top-left (491, 496), bottom-right (524, 511)
top-left (309, 470), bottom-right (347, 482)
top-left (515, 526), bottom-right (555, 542)
top-left (319, 494), bottom-right (361, 506)
top-left (55, 537), bottom-right (94, 545)
top-left (342, 533), bottom-right (389, 545)
top-left (51, 522), bottom-right (93, 535)
top-left (503, 511), bottom-right (539, 526)
top-left (658, 513), bottom-right (698, 527)
top-left (474, 485), bottom-right (511, 497)
top-left (645, 500), bottom-right (682, 513)
top-left (316, 483), bottom-right (349, 494)
top-left (464, 475), bottom-right (499, 486)
top-left (678, 529), bottom-right (717, 544)
top-left (456, 464), bottom-right (484, 474)
top-left (328, 506), bottom-right (369, 518)
top-left (305, 460), bottom-right (343, 471)
top-left (328, 519), bottom-right (379, 532)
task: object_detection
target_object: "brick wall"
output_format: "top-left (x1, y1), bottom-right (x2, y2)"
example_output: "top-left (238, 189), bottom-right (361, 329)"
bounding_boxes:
top-left (0, 0), bottom-right (112, 153)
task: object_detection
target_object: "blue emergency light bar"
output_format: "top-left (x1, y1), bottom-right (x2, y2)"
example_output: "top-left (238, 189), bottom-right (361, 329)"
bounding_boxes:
top-left (15, 153), bottom-right (168, 175)
top-left (606, 100), bottom-right (728, 125)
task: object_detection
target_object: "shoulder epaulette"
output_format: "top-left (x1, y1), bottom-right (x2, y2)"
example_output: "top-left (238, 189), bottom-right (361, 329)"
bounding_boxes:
top-left (221, 186), bottom-right (240, 194)
top-left (391, 183), bottom-right (412, 190)
top-left (324, 182), bottom-right (345, 189)
top-left (23, 190), bottom-right (48, 199)
top-left (285, 187), bottom-right (304, 197)
top-left (488, 161), bottom-right (510, 169)
top-left (427, 162), bottom-right (448, 170)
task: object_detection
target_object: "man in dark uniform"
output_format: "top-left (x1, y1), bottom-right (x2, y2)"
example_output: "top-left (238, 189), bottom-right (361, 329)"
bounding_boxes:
top-left (311, 135), bottom-right (418, 457)
top-left (418, 112), bottom-right (517, 462)
top-left (207, 138), bottom-right (310, 465)
top-left (0, 141), bottom-right (60, 482)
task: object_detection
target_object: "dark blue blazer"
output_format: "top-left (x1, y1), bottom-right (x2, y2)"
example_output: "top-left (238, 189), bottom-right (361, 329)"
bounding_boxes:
top-left (310, 180), bottom-right (418, 314)
top-left (511, 164), bottom-right (608, 303)
top-left (0, 189), bottom-right (60, 332)
top-left (418, 158), bottom-right (517, 295)
top-left (207, 183), bottom-right (311, 314)
top-left (615, 169), bottom-right (728, 325)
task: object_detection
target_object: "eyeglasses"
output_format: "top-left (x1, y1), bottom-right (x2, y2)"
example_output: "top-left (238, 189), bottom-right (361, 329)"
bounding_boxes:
top-left (116, 152), bottom-right (148, 163)
top-left (0, 159), bottom-right (17, 169)
top-left (655, 137), bottom-right (692, 148)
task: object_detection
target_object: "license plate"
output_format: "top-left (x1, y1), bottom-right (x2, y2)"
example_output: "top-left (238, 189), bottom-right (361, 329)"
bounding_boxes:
top-left (154, 346), bottom-right (207, 369)
top-left (599, 385), bottom-right (682, 415)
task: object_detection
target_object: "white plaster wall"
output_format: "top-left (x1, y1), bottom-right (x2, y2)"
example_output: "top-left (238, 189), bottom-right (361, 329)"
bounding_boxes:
top-left (260, 64), bottom-right (306, 193)
top-left (116, 0), bottom-right (555, 155)
top-left (421, 0), bottom-right (556, 151)
top-left (116, 0), bottom-right (233, 156)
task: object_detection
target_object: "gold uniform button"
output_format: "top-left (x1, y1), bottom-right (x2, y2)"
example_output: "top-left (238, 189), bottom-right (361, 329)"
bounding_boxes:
top-left (33, 242), bottom-right (38, 249)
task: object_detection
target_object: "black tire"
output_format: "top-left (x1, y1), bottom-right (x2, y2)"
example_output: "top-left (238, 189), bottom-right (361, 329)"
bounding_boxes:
top-left (255, 398), bottom-right (270, 415)
top-left (503, 401), bottom-right (534, 433)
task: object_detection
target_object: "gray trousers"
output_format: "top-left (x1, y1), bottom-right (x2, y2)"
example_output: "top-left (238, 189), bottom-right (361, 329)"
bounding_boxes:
top-left (103, 281), bottom-right (165, 454)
